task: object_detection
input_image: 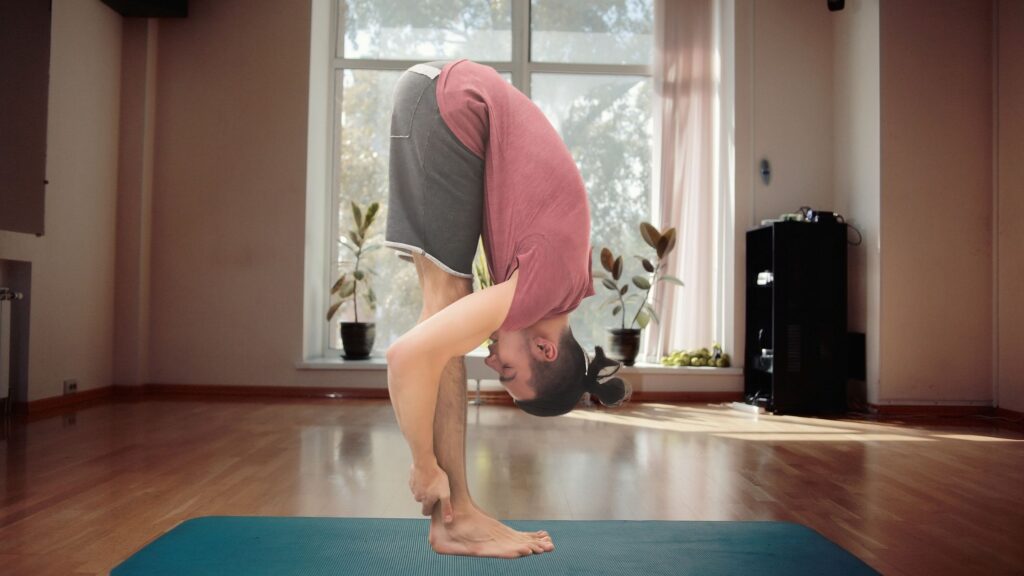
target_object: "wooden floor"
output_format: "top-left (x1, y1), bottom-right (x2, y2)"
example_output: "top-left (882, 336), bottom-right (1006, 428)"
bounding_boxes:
top-left (1, 397), bottom-right (1022, 575)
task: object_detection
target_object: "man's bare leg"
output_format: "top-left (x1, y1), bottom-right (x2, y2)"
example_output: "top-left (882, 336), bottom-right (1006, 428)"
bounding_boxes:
top-left (410, 253), bottom-right (553, 558)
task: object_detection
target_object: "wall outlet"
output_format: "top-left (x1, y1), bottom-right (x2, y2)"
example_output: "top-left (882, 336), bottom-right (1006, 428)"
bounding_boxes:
top-left (63, 379), bottom-right (78, 395)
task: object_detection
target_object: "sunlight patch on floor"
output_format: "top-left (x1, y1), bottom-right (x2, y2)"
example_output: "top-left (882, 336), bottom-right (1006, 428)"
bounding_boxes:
top-left (561, 403), bottom-right (1024, 445)
top-left (932, 433), bottom-right (1024, 442)
top-left (713, 433), bottom-right (933, 442)
top-left (562, 403), bottom-right (964, 442)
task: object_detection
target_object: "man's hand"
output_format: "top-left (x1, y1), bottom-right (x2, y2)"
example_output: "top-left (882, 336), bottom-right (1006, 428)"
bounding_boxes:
top-left (409, 459), bottom-right (454, 523)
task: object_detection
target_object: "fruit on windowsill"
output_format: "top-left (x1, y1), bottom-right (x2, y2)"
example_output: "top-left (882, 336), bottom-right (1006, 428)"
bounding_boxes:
top-left (659, 346), bottom-right (731, 368)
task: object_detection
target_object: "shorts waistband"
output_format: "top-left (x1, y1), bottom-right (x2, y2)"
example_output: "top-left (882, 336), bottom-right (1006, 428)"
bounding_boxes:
top-left (407, 63), bottom-right (441, 79)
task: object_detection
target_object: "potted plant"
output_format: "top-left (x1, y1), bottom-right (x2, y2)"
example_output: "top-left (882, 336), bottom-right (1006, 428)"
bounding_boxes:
top-left (595, 222), bottom-right (684, 366)
top-left (327, 200), bottom-right (381, 359)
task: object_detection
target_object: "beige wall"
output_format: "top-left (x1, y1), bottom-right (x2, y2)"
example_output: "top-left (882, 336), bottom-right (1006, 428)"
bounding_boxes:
top-left (145, 0), bottom-right (381, 387)
top-left (733, 0), bottom-right (753, 375)
top-left (113, 19), bottom-right (158, 387)
top-left (752, 0), bottom-right (835, 223)
top-left (879, 0), bottom-right (993, 404)
top-left (0, 0), bottom-right (122, 401)
top-left (744, 0), bottom-right (1002, 407)
top-left (9, 0), bottom-right (1015, 405)
top-left (734, 0), bottom-right (836, 391)
top-left (997, 0), bottom-right (1024, 413)
top-left (833, 0), bottom-right (880, 403)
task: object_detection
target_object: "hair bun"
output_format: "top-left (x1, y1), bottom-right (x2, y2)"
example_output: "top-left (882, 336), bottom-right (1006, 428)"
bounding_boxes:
top-left (584, 346), bottom-right (630, 407)
top-left (591, 376), bottom-right (630, 407)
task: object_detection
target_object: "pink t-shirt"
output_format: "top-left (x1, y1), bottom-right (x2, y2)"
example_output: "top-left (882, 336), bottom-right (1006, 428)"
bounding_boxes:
top-left (436, 59), bottom-right (596, 332)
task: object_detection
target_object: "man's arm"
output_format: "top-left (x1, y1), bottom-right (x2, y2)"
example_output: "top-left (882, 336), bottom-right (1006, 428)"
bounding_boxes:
top-left (386, 271), bottom-right (517, 514)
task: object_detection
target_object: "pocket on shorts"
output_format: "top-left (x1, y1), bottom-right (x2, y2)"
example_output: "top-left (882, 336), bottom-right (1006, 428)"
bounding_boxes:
top-left (390, 73), bottom-right (432, 139)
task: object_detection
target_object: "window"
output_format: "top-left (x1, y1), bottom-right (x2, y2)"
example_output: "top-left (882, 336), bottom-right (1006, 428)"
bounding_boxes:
top-left (328, 0), bottom-right (654, 355)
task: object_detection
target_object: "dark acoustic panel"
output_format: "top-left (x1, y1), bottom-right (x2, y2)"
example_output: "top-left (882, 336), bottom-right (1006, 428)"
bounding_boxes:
top-left (100, 0), bottom-right (187, 18)
top-left (0, 0), bottom-right (51, 236)
top-left (847, 331), bottom-right (866, 381)
top-left (744, 221), bottom-right (848, 415)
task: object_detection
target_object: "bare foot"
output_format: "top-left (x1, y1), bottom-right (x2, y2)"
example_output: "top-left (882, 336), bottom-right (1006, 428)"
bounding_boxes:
top-left (468, 504), bottom-right (551, 543)
top-left (428, 509), bottom-right (554, 559)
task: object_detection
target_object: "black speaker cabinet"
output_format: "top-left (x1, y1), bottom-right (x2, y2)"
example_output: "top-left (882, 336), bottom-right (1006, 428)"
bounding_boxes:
top-left (744, 221), bottom-right (847, 414)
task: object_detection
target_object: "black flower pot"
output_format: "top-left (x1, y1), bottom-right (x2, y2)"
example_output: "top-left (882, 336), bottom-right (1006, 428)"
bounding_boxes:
top-left (340, 322), bottom-right (375, 359)
top-left (607, 328), bottom-right (641, 366)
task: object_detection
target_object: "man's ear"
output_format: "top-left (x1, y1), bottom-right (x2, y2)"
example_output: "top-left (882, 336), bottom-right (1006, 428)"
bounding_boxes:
top-left (532, 335), bottom-right (559, 362)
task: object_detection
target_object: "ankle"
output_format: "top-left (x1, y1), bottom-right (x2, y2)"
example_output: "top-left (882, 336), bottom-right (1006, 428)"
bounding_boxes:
top-left (448, 506), bottom-right (481, 524)
top-left (430, 502), bottom-right (478, 525)
top-left (448, 494), bottom-right (477, 515)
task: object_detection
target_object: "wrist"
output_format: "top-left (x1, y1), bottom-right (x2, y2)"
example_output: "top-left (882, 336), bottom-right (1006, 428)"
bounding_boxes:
top-left (412, 453), bottom-right (438, 470)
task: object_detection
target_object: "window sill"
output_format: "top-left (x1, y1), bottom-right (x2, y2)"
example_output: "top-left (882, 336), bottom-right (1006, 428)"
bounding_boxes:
top-left (296, 348), bottom-right (742, 377)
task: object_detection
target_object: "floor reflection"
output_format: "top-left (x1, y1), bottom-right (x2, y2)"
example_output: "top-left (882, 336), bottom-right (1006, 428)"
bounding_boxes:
top-left (1, 398), bottom-right (1022, 575)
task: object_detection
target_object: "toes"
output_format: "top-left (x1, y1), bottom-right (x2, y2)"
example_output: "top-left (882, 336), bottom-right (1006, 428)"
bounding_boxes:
top-left (503, 546), bottom-right (531, 559)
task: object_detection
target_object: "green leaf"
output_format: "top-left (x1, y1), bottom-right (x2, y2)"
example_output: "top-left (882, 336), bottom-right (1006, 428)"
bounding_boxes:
top-left (636, 309), bottom-right (651, 329)
top-left (330, 274), bottom-right (347, 295)
top-left (363, 202), bottom-right (379, 228)
top-left (592, 270), bottom-right (609, 279)
top-left (598, 294), bottom-right (620, 309)
top-left (643, 302), bottom-right (661, 325)
top-left (613, 256), bottom-right (623, 280)
top-left (632, 275), bottom-right (651, 290)
top-left (612, 305), bottom-right (622, 316)
top-left (366, 286), bottom-right (376, 306)
top-left (353, 270), bottom-right (364, 280)
top-left (338, 239), bottom-right (357, 254)
top-left (619, 284), bottom-right (628, 295)
top-left (339, 281), bottom-right (356, 298)
top-left (640, 222), bottom-right (661, 249)
top-left (326, 300), bottom-right (342, 322)
top-left (602, 278), bottom-right (618, 291)
top-left (360, 244), bottom-right (383, 254)
top-left (657, 274), bottom-right (685, 288)
top-left (351, 201), bottom-right (363, 230)
top-left (600, 247), bottom-right (615, 272)
top-left (642, 258), bottom-right (654, 273)
top-left (349, 231), bottom-right (363, 248)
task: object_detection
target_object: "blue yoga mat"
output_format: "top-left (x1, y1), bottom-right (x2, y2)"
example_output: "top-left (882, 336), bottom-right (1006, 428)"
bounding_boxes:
top-left (112, 516), bottom-right (879, 575)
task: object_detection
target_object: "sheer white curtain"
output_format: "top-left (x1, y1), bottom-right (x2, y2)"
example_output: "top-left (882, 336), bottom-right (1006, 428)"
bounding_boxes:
top-left (644, 0), bottom-right (734, 361)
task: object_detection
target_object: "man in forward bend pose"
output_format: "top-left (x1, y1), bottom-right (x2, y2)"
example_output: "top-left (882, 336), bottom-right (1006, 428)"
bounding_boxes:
top-left (383, 59), bottom-right (629, 559)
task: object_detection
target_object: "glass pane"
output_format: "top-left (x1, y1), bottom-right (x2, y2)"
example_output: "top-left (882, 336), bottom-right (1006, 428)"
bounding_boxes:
top-left (530, 0), bottom-right (653, 66)
top-left (531, 73), bottom-right (654, 351)
top-left (340, 0), bottom-right (512, 61)
top-left (332, 69), bottom-right (419, 354)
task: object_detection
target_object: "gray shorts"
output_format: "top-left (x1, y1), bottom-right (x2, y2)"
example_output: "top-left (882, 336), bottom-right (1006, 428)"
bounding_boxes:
top-left (384, 61), bottom-right (485, 279)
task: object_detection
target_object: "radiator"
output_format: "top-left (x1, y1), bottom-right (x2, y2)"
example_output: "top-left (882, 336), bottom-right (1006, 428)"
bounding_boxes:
top-left (0, 287), bottom-right (23, 403)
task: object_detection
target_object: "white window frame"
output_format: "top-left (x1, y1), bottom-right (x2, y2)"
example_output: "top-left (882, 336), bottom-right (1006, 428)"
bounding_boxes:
top-left (312, 0), bottom-right (657, 359)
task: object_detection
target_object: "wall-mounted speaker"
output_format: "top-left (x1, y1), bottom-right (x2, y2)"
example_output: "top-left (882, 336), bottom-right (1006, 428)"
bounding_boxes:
top-left (828, 0), bottom-right (845, 11)
top-left (100, 0), bottom-right (187, 18)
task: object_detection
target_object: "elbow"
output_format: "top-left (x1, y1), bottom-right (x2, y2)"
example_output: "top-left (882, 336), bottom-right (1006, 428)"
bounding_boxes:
top-left (386, 340), bottom-right (406, 366)
top-left (385, 341), bottom-right (409, 390)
